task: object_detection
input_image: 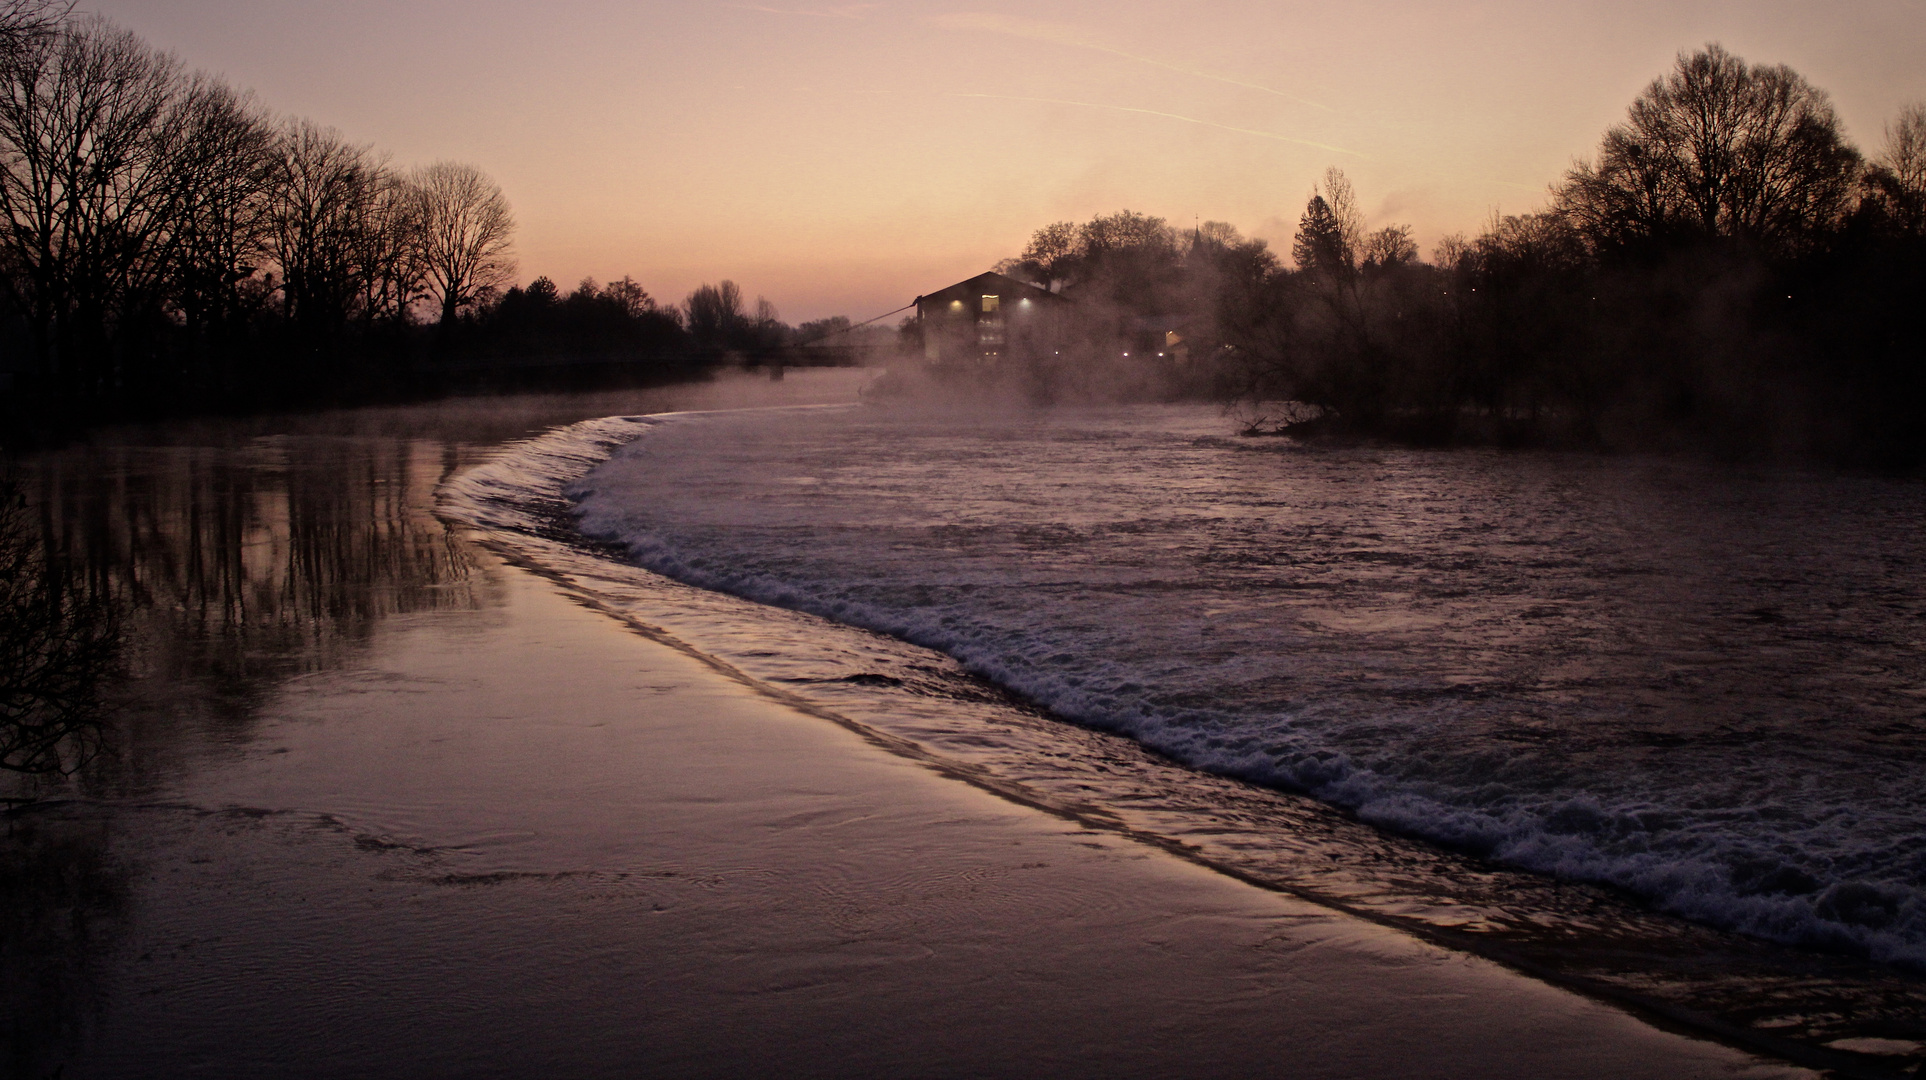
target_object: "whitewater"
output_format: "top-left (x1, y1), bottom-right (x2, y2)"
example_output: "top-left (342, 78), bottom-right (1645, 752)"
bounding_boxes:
top-left (555, 400), bottom-right (1926, 969)
top-left (440, 394), bottom-right (1926, 1062)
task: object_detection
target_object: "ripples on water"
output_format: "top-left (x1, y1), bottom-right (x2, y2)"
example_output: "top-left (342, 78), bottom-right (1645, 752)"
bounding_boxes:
top-left (446, 400), bottom-right (1926, 1064)
top-left (570, 403), bottom-right (1926, 967)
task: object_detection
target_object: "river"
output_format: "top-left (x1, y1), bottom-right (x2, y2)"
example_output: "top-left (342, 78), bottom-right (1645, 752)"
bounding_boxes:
top-left (3, 374), bottom-right (1919, 1078)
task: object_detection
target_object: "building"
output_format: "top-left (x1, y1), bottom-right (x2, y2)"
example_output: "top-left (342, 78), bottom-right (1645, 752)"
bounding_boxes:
top-left (913, 271), bottom-right (1072, 368)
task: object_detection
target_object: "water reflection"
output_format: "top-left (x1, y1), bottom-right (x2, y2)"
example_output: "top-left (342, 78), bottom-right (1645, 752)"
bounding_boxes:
top-left (4, 426), bottom-right (495, 1073)
top-left (1, 476), bottom-right (119, 779)
top-left (23, 436), bottom-right (488, 790)
top-left (0, 376), bottom-right (874, 1073)
top-left (14, 381), bottom-right (830, 790)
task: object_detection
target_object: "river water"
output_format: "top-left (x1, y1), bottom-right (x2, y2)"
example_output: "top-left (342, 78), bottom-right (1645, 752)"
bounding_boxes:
top-left (5, 378), bottom-right (1923, 1077)
top-left (531, 399), bottom-right (1922, 1065)
top-left (2, 376), bottom-right (888, 1078)
top-left (567, 401), bottom-right (1926, 963)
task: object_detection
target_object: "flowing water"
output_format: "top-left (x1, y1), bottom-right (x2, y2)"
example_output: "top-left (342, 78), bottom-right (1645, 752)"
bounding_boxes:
top-left (6, 379), bottom-right (1923, 1077)
top-left (440, 397), bottom-right (1926, 1070)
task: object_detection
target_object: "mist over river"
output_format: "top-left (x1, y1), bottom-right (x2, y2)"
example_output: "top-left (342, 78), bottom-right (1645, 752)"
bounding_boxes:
top-left (570, 402), bottom-right (1926, 969)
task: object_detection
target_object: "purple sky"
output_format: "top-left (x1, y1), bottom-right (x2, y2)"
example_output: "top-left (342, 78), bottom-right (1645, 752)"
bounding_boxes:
top-left (89, 0), bottom-right (1926, 321)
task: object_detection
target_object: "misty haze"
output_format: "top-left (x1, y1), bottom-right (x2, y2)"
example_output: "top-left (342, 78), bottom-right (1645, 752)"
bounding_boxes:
top-left (4, 2), bottom-right (1924, 1079)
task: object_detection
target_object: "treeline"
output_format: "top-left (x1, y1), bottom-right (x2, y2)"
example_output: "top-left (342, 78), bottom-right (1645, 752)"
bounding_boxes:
top-left (999, 45), bottom-right (1926, 467)
top-left (0, 3), bottom-right (509, 416)
top-left (0, 3), bottom-right (858, 444)
top-left (456, 275), bottom-right (888, 366)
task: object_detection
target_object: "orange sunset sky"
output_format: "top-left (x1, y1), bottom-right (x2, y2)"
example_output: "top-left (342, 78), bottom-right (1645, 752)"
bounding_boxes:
top-left (91, 1), bottom-right (1926, 322)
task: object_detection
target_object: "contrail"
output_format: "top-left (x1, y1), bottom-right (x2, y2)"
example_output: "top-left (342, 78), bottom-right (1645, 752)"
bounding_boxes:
top-left (948, 92), bottom-right (1366, 158)
top-left (932, 13), bottom-right (1330, 112)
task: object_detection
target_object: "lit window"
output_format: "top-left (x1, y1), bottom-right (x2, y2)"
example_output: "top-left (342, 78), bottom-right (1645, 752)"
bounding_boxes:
top-left (977, 292), bottom-right (1003, 346)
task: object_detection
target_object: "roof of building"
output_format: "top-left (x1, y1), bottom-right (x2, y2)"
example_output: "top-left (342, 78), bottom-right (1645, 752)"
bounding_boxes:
top-left (915, 271), bottom-right (1069, 307)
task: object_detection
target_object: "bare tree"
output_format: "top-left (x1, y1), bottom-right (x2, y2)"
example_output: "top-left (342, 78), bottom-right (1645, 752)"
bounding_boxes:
top-left (1361, 225), bottom-right (1418, 271)
top-left (267, 121), bottom-right (392, 334)
top-left (1291, 168), bottom-right (1364, 277)
top-left (1555, 44), bottom-right (1860, 254)
top-left (0, 0), bottom-right (64, 58)
top-left (407, 160), bottom-right (514, 326)
top-left (355, 175), bottom-right (423, 324)
top-left (752, 295), bottom-right (788, 349)
top-left (683, 279), bottom-right (745, 348)
top-left (601, 275), bottom-right (653, 317)
top-left (1077, 208), bottom-right (1175, 258)
top-left (1883, 103), bottom-right (1926, 194)
top-left (164, 75), bottom-right (276, 354)
top-left (1321, 167), bottom-right (1365, 265)
top-left (1279, 169), bottom-right (1439, 427)
top-left (0, 15), bottom-right (182, 380)
top-left (1869, 102), bottom-right (1926, 233)
top-left (1012, 220), bottom-right (1077, 287)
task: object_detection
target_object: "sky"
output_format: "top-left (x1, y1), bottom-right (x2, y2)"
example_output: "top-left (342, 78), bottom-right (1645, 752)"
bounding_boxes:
top-left (88, 0), bottom-right (1926, 323)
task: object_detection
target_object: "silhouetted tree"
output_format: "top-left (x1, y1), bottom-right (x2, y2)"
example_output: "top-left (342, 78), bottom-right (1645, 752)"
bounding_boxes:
top-left (1883, 104), bottom-right (1926, 190)
top-left (1292, 198), bottom-right (1345, 277)
top-left (473, 272), bottom-right (687, 368)
top-left (1555, 44), bottom-right (1861, 256)
top-left (1440, 211), bottom-right (1595, 434)
top-left (744, 295), bottom-right (785, 351)
top-left (796, 315), bottom-right (852, 345)
top-left (351, 170), bottom-right (424, 327)
top-left (1280, 169), bottom-right (1429, 426)
top-left (0, 16), bottom-right (181, 387)
top-left (1361, 225), bottom-right (1418, 271)
top-left (964, 47), bottom-right (1919, 464)
top-left (601, 275), bottom-right (653, 317)
top-left (1001, 210), bottom-right (1182, 315)
top-left (1073, 209), bottom-right (1183, 313)
top-left (683, 279), bottom-right (746, 350)
top-left (1005, 220), bottom-right (1078, 288)
top-left (0, 1), bottom-right (60, 57)
top-left (0, 6), bottom-right (737, 433)
top-left (164, 77), bottom-right (276, 377)
top-left (268, 123), bottom-right (392, 342)
top-left (409, 160), bottom-right (514, 326)
top-left (1291, 168), bottom-right (1363, 277)
top-left (1184, 220), bottom-right (1282, 371)
top-left (1865, 102), bottom-right (1926, 235)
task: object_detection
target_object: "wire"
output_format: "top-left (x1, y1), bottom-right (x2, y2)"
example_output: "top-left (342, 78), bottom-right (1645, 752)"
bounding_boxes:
top-left (795, 302), bottom-right (916, 347)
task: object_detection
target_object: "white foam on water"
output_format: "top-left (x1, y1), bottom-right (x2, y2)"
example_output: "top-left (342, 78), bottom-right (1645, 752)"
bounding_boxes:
top-left (556, 403), bottom-right (1926, 971)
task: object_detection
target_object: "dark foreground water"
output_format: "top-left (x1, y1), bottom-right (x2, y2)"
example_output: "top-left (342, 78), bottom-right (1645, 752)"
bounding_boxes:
top-left (1, 376), bottom-right (921, 1077)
